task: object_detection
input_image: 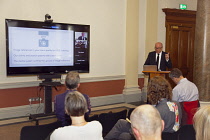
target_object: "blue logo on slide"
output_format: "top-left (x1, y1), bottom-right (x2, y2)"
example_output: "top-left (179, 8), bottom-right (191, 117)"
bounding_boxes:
top-left (39, 38), bottom-right (49, 47)
top-left (38, 31), bottom-right (49, 47)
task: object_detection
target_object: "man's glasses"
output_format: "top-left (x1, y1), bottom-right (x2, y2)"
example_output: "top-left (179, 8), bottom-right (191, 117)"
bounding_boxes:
top-left (155, 47), bottom-right (162, 50)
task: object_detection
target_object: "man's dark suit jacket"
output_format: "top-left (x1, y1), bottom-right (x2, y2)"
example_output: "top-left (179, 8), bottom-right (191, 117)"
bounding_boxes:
top-left (144, 51), bottom-right (172, 71)
top-left (78, 36), bottom-right (87, 40)
top-left (54, 90), bottom-right (91, 126)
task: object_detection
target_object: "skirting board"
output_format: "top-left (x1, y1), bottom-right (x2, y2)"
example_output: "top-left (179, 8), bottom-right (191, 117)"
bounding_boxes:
top-left (0, 92), bottom-right (142, 120)
top-left (200, 101), bottom-right (210, 107)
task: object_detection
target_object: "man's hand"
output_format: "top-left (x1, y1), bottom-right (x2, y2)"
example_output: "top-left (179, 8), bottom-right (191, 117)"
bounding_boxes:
top-left (165, 52), bottom-right (170, 61)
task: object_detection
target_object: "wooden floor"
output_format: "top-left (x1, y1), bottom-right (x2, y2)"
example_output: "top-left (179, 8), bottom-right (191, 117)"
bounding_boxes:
top-left (0, 103), bottom-right (137, 140)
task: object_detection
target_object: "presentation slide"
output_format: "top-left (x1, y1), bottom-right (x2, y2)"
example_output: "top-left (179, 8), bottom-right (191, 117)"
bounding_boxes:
top-left (8, 27), bottom-right (74, 67)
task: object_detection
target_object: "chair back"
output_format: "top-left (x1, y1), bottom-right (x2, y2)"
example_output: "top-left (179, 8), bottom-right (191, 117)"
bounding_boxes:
top-left (180, 100), bottom-right (200, 125)
top-left (162, 132), bottom-right (178, 140)
top-left (98, 109), bottom-right (127, 136)
top-left (20, 121), bottom-right (62, 140)
top-left (87, 114), bottom-right (99, 122)
top-left (177, 125), bottom-right (196, 140)
top-left (127, 108), bottom-right (135, 120)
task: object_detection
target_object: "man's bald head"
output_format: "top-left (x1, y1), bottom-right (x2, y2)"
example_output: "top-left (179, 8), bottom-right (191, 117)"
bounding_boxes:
top-left (154, 42), bottom-right (163, 54)
top-left (130, 105), bottom-right (163, 140)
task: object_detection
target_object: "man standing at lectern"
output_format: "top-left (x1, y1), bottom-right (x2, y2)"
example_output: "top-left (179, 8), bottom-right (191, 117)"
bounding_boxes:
top-left (144, 42), bottom-right (172, 71)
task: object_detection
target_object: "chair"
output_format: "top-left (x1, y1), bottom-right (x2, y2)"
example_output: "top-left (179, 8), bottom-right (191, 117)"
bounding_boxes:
top-left (98, 109), bottom-right (127, 137)
top-left (177, 125), bottom-right (196, 140)
top-left (162, 132), bottom-right (178, 140)
top-left (127, 108), bottom-right (135, 120)
top-left (180, 100), bottom-right (200, 125)
top-left (87, 114), bottom-right (99, 122)
top-left (20, 121), bottom-right (62, 140)
top-left (162, 125), bottom-right (196, 140)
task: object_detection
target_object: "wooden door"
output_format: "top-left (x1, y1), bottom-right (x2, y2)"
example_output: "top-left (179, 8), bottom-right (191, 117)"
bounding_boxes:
top-left (163, 9), bottom-right (196, 83)
top-left (167, 24), bottom-right (195, 81)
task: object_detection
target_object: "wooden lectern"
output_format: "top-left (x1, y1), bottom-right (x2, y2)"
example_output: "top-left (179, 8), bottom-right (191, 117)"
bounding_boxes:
top-left (142, 71), bottom-right (170, 79)
top-left (142, 71), bottom-right (170, 92)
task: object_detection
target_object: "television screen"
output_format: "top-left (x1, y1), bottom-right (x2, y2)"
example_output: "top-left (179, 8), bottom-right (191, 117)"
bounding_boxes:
top-left (6, 19), bottom-right (90, 76)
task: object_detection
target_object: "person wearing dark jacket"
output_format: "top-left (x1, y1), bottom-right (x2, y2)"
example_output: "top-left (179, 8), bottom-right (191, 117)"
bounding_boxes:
top-left (144, 42), bottom-right (172, 71)
top-left (54, 71), bottom-right (91, 126)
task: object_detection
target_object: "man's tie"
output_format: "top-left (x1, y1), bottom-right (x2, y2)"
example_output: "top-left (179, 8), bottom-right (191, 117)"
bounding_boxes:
top-left (157, 53), bottom-right (159, 71)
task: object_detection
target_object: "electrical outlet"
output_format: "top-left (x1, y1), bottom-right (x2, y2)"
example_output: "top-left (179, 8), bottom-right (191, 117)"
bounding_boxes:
top-left (29, 97), bottom-right (42, 102)
top-left (34, 97), bottom-right (39, 101)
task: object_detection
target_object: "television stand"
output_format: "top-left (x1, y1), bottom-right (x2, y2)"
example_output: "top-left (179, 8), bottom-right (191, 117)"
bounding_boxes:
top-left (38, 74), bottom-right (62, 114)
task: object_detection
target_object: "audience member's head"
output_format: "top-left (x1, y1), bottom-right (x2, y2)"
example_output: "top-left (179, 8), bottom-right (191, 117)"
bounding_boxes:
top-left (193, 106), bottom-right (210, 140)
top-left (147, 76), bottom-right (172, 105)
top-left (169, 68), bottom-right (184, 84)
top-left (65, 91), bottom-right (87, 117)
top-left (130, 104), bottom-right (164, 140)
top-left (65, 71), bottom-right (80, 89)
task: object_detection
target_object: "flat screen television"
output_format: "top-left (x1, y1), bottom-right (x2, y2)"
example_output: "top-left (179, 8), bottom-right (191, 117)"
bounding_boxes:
top-left (5, 19), bottom-right (90, 76)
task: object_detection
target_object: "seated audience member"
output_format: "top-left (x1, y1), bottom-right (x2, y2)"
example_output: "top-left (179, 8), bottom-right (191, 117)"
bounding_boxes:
top-left (147, 76), bottom-right (182, 133)
top-left (54, 71), bottom-right (91, 126)
top-left (169, 68), bottom-right (199, 125)
top-left (50, 91), bottom-right (103, 140)
top-left (193, 105), bottom-right (210, 140)
top-left (130, 104), bottom-right (164, 140)
top-left (104, 76), bottom-right (181, 140)
top-left (169, 68), bottom-right (199, 102)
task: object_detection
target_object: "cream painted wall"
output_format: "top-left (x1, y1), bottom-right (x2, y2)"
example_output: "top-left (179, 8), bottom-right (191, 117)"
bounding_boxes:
top-left (0, 0), bottom-right (126, 84)
top-left (138, 0), bottom-right (146, 72)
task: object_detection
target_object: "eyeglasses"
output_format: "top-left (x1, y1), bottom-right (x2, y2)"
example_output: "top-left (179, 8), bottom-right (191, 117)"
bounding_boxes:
top-left (155, 47), bottom-right (162, 50)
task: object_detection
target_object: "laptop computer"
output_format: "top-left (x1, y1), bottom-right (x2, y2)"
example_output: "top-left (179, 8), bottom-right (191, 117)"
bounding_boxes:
top-left (143, 65), bottom-right (157, 71)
